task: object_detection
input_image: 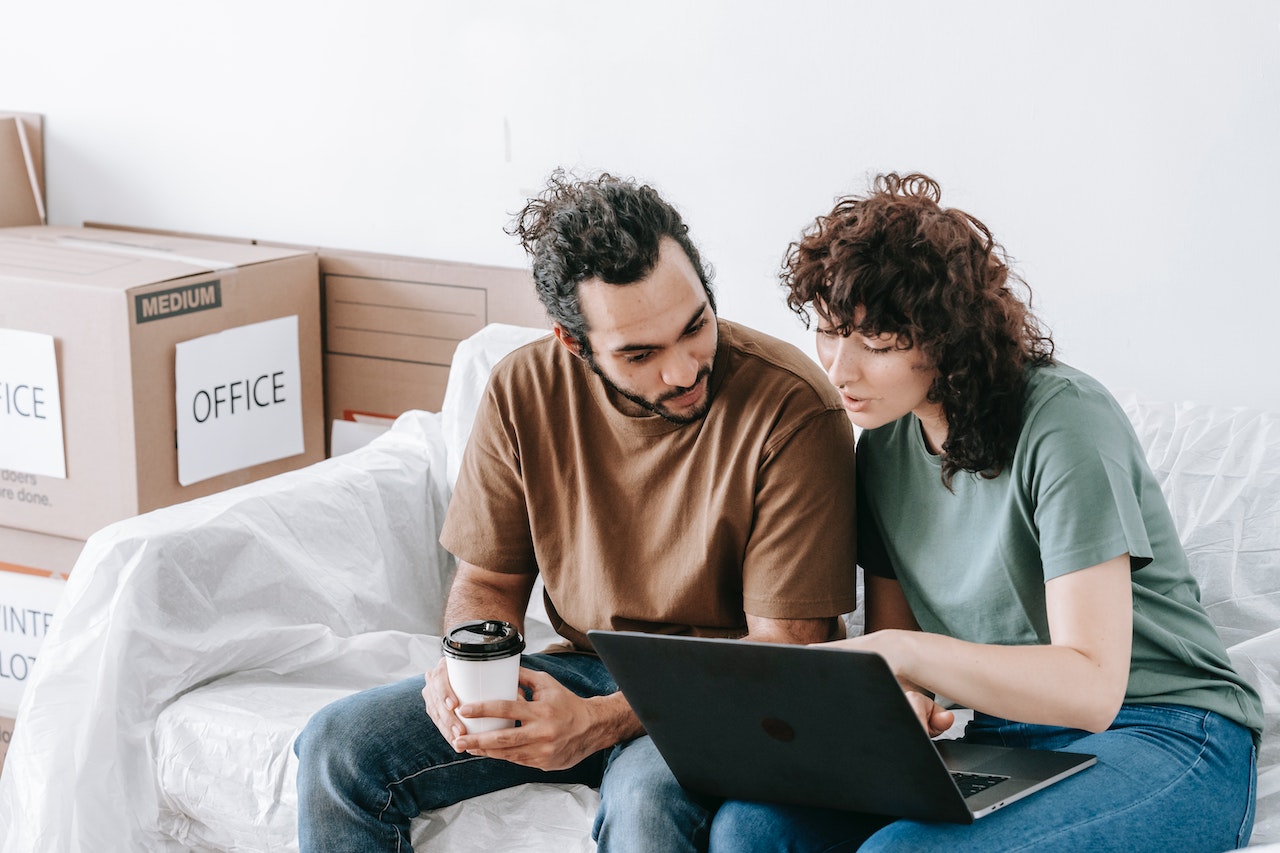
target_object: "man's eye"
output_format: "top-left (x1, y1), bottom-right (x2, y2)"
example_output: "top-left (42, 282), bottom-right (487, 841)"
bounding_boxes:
top-left (626, 352), bottom-right (652, 364)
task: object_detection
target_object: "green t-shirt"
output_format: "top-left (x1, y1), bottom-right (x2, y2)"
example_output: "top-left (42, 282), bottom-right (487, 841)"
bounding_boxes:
top-left (857, 363), bottom-right (1263, 743)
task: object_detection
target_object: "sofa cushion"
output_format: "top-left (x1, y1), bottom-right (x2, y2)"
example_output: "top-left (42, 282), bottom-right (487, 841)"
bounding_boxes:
top-left (155, 666), bottom-right (599, 853)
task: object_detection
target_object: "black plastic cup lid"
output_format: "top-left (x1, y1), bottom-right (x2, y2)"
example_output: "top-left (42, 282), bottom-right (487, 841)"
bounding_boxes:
top-left (442, 620), bottom-right (526, 661)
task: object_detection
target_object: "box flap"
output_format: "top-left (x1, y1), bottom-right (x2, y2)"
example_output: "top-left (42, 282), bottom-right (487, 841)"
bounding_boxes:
top-left (0, 226), bottom-right (314, 292)
top-left (0, 115), bottom-right (43, 227)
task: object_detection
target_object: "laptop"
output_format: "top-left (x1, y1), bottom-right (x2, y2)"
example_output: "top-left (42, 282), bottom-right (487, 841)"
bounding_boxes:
top-left (589, 630), bottom-right (1096, 824)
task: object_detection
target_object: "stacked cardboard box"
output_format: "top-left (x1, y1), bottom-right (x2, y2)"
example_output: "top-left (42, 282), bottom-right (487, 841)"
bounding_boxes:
top-left (0, 225), bottom-right (325, 540)
top-left (0, 222), bottom-right (325, 731)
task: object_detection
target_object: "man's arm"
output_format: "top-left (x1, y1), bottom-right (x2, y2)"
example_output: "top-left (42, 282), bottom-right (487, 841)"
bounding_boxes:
top-left (441, 559), bottom-right (536, 634)
top-left (744, 613), bottom-right (839, 644)
top-left (423, 560), bottom-right (536, 745)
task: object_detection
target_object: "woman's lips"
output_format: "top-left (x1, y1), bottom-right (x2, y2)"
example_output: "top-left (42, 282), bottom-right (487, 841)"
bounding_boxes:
top-left (841, 393), bottom-right (870, 414)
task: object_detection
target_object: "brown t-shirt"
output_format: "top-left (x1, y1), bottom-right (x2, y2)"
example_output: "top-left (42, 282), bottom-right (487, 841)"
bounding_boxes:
top-left (439, 319), bottom-right (858, 651)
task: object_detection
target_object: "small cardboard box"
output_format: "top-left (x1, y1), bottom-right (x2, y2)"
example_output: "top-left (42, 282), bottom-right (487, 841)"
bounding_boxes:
top-left (319, 249), bottom-right (545, 424)
top-left (0, 561), bottom-right (67, 714)
top-left (0, 226), bottom-right (324, 540)
top-left (0, 526), bottom-right (74, 726)
top-left (0, 111), bottom-right (45, 228)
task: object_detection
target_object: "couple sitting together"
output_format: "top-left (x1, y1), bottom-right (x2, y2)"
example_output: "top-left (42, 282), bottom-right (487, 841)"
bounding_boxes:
top-left (294, 170), bottom-right (1262, 852)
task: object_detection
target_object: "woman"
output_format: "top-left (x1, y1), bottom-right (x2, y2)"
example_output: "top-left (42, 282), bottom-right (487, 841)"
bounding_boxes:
top-left (711, 174), bottom-right (1262, 852)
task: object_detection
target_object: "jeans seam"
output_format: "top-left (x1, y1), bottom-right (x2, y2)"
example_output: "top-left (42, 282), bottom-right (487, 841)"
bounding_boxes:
top-left (376, 753), bottom-right (490, 825)
top-left (1003, 709), bottom-right (1215, 853)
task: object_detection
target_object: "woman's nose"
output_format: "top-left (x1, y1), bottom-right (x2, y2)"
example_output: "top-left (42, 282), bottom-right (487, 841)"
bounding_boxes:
top-left (825, 337), bottom-right (860, 389)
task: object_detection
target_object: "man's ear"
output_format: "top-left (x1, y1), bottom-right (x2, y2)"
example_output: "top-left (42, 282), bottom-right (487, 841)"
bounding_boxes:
top-left (552, 324), bottom-right (586, 360)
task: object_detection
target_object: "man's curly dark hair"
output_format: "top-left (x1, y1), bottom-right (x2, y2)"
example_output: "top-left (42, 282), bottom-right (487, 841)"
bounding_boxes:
top-left (508, 170), bottom-right (715, 355)
top-left (782, 172), bottom-right (1054, 487)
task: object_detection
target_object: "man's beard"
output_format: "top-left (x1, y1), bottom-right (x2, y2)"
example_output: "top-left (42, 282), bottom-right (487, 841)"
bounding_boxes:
top-left (584, 353), bottom-right (714, 425)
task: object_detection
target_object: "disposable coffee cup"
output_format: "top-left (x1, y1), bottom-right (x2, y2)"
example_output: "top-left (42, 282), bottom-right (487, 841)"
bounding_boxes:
top-left (442, 620), bottom-right (526, 733)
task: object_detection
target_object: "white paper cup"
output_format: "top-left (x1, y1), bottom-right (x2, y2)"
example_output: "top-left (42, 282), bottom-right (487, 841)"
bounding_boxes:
top-left (442, 620), bottom-right (525, 733)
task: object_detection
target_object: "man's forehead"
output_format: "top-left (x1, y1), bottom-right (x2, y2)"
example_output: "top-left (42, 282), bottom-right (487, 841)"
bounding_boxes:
top-left (578, 242), bottom-right (708, 351)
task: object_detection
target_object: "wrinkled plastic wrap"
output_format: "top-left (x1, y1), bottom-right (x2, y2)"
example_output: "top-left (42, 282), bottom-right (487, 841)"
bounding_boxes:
top-left (1, 319), bottom-right (1276, 851)
top-left (0, 326), bottom-right (591, 853)
top-left (1120, 396), bottom-right (1280, 845)
top-left (0, 411), bottom-right (460, 851)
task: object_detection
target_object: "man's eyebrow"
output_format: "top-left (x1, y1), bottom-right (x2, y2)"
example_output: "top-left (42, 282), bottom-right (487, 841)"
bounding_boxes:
top-left (611, 303), bottom-right (709, 353)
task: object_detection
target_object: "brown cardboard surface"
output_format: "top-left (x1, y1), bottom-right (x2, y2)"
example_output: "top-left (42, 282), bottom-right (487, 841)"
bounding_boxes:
top-left (0, 525), bottom-right (83, 578)
top-left (0, 713), bottom-right (13, 775)
top-left (318, 249), bottom-right (545, 420)
top-left (0, 112), bottom-right (44, 227)
top-left (82, 223), bottom-right (550, 440)
top-left (0, 226), bottom-right (324, 539)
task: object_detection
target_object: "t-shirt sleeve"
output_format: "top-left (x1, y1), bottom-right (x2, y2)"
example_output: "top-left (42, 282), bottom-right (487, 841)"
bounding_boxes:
top-left (1023, 382), bottom-right (1155, 581)
top-left (740, 408), bottom-right (859, 619)
top-left (438, 379), bottom-right (539, 574)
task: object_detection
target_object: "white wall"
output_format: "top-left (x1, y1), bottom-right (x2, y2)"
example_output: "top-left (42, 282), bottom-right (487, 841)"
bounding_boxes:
top-left (3, 0), bottom-right (1277, 410)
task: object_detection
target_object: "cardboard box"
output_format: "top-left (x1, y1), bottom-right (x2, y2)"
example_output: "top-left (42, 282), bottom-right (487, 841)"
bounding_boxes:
top-left (0, 226), bottom-right (324, 540)
top-left (0, 526), bottom-right (74, 735)
top-left (0, 527), bottom-right (80, 774)
top-left (0, 525), bottom-right (83, 579)
top-left (0, 712), bottom-right (14, 776)
top-left (0, 112), bottom-right (45, 228)
top-left (0, 563), bottom-right (67, 715)
top-left (83, 224), bottom-right (549, 446)
top-left (319, 249), bottom-right (545, 423)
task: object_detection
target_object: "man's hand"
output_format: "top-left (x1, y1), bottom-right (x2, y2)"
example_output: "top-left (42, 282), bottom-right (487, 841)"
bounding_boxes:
top-left (447, 668), bottom-right (638, 771)
top-left (422, 658), bottom-right (469, 744)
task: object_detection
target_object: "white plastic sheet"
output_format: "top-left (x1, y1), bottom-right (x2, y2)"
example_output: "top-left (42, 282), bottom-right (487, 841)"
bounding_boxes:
top-left (0, 411), bottom-right (458, 851)
top-left (1121, 396), bottom-right (1280, 845)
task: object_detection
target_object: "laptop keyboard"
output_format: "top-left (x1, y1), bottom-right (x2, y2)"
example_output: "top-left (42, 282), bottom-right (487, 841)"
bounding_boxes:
top-left (951, 771), bottom-right (1008, 798)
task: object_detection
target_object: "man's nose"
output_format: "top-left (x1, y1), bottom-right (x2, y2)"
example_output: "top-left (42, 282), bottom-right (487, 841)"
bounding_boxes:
top-left (662, 348), bottom-right (700, 388)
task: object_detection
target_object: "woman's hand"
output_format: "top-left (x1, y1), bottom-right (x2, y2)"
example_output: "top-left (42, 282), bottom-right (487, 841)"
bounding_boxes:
top-left (820, 630), bottom-right (953, 736)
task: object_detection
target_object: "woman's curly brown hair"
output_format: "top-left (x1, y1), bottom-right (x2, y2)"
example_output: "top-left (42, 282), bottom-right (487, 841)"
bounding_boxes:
top-left (782, 173), bottom-right (1054, 487)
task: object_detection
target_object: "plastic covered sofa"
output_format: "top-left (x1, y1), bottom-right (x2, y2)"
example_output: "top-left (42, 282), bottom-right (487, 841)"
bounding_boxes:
top-left (0, 323), bottom-right (1277, 851)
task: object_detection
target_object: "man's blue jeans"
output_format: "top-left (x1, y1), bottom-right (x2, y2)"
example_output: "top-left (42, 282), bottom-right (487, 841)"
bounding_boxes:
top-left (294, 652), bottom-right (716, 852)
top-left (710, 703), bottom-right (1257, 852)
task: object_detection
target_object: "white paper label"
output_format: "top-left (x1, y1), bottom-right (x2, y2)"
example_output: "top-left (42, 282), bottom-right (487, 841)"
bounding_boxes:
top-left (0, 571), bottom-right (65, 710)
top-left (0, 329), bottom-right (66, 478)
top-left (175, 315), bottom-right (304, 486)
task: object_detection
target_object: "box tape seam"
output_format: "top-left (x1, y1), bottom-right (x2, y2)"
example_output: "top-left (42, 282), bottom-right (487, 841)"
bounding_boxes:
top-left (53, 236), bottom-right (239, 271)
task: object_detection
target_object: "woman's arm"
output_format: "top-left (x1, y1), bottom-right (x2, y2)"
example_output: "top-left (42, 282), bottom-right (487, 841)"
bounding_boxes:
top-left (839, 554), bottom-right (1133, 733)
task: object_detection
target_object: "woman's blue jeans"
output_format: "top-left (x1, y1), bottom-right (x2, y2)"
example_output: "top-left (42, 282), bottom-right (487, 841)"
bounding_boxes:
top-left (294, 652), bottom-right (716, 852)
top-left (710, 703), bottom-right (1257, 853)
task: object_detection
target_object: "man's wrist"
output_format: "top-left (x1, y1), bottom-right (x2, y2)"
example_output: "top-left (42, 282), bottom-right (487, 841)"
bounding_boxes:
top-left (587, 691), bottom-right (643, 747)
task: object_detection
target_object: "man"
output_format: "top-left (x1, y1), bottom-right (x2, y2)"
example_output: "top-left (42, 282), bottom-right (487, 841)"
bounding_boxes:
top-left (295, 170), bottom-right (858, 852)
